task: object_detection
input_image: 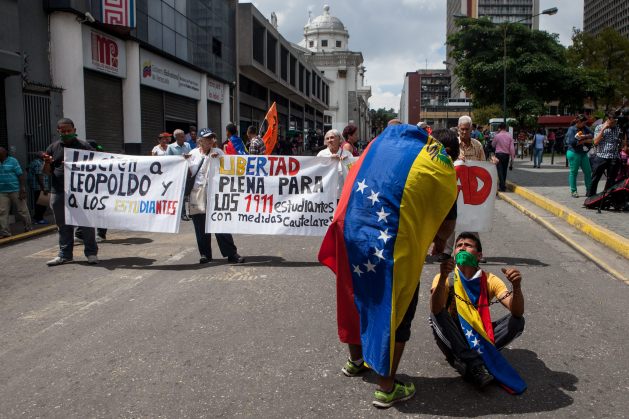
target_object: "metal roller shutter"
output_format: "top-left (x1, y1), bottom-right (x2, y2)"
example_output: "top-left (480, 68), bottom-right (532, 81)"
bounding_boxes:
top-left (0, 81), bottom-right (7, 150)
top-left (84, 70), bottom-right (124, 153)
top-left (207, 101), bottom-right (222, 133)
top-left (164, 93), bottom-right (196, 123)
top-left (140, 86), bottom-right (164, 155)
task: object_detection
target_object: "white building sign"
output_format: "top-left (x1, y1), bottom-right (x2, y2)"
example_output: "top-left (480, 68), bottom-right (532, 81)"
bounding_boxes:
top-left (207, 78), bottom-right (225, 103)
top-left (82, 27), bottom-right (126, 78)
top-left (140, 49), bottom-right (201, 100)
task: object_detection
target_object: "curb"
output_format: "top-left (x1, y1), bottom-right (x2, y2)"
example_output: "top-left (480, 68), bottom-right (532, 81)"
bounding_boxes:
top-left (506, 181), bottom-right (629, 260)
top-left (0, 225), bottom-right (57, 246)
top-left (498, 192), bottom-right (628, 285)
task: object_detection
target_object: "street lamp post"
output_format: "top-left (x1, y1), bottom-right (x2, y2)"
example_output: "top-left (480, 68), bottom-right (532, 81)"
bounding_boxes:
top-left (501, 8), bottom-right (558, 125)
top-left (453, 8), bottom-right (558, 126)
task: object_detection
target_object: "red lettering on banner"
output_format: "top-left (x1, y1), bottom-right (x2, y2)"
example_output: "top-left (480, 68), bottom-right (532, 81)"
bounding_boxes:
top-left (456, 165), bottom-right (492, 205)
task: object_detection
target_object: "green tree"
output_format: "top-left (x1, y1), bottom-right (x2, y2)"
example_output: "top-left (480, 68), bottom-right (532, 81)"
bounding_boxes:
top-left (471, 104), bottom-right (502, 128)
top-left (566, 28), bottom-right (629, 109)
top-left (447, 17), bottom-right (568, 123)
top-left (369, 107), bottom-right (397, 136)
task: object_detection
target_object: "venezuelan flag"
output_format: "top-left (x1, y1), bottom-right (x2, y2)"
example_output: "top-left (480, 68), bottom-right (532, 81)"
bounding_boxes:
top-left (454, 269), bottom-right (527, 394)
top-left (319, 124), bottom-right (457, 376)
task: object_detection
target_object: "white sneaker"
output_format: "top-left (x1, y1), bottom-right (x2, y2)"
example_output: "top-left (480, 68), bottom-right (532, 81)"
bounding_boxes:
top-left (47, 256), bottom-right (72, 266)
top-left (87, 255), bottom-right (99, 265)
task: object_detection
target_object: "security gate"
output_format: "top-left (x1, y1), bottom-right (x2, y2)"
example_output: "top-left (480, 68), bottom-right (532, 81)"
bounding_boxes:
top-left (23, 92), bottom-right (52, 161)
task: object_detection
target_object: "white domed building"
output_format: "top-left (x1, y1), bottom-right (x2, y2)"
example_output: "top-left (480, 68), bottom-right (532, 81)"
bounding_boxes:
top-left (298, 5), bottom-right (372, 140)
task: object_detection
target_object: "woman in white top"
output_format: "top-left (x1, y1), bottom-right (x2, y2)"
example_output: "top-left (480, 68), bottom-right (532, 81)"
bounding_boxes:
top-left (317, 129), bottom-right (353, 199)
top-left (151, 133), bottom-right (171, 156)
top-left (188, 128), bottom-right (244, 264)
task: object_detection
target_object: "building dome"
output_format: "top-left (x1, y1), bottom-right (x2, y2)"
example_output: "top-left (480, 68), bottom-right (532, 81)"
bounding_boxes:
top-left (305, 5), bottom-right (347, 32)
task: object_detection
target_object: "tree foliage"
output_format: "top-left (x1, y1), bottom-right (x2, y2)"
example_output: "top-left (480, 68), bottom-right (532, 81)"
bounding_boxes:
top-left (472, 104), bottom-right (502, 127)
top-left (369, 107), bottom-right (397, 135)
top-left (447, 17), bottom-right (568, 121)
top-left (566, 28), bottom-right (629, 109)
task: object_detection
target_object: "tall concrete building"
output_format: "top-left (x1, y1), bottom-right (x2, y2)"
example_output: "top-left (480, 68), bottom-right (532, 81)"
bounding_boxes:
top-left (446, 0), bottom-right (540, 98)
top-left (584, 0), bottom-right (629, 38)
top-left (297, 5), bottom-right (372, 141)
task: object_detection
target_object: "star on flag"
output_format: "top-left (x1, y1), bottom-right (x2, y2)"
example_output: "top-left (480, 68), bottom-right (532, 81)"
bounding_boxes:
top-left (356, 179), bottom-right (368, 193)
top-left (368, 190), bottom-right (380, 205)
top-left (373, 248), bottom-right (385, 260)
top-left (353, 264), bottom-right (363, 277)
top-left (364, 259), bottom-right (377, 272)
top-left (378, 229), bottom-right (392, 244)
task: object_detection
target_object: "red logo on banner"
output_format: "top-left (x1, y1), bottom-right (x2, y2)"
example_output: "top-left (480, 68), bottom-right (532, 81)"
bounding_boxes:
top-left (456, 165), bottom-right (492, 205)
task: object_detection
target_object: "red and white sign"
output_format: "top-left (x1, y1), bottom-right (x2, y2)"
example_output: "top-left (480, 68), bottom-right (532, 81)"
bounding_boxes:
top-left (102, 0), bottom-right (136, 28)
top-left (82, 27), bottom-right (126, 78)
top-left (207, 78), bottom-right (225, 103)
top-left (454, 160), bottom-right (498, 232)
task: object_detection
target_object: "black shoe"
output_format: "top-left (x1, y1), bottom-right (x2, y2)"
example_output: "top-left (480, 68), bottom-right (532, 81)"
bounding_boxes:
top-left (467, 364), bottom-right (494, 389)
top-left (436, 253), bottom-right (451, 262)
top-left (181, 215), bottom-right (190, 221)
top-left (227, 253), bottom-right (245, 264)
top-left (199, 256), bottom-right (212, 264)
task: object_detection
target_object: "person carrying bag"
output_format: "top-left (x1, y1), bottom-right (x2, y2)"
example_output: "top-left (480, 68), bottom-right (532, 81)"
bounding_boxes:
top-left (188, 128), bottom-right (245, 264)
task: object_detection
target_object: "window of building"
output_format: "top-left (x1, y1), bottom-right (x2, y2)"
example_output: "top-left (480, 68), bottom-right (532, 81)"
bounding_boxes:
top-left (212, 37), bottom-right (222, 58)
top-left (321, 40), bottom-right (328, 47)
top-left (280, 46), bottom-right (288, 81)
top-left (309, 40), bottom-right (314, 47)
top-left (252, 18), bottom-right (265, 65)
top-left (336, 40), bottom-right (341, 48)
top-left (267, 35), bottom-right (277, 73)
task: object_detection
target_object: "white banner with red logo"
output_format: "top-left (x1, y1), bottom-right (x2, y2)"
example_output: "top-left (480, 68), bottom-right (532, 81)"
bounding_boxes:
top-left (454, 160), bottom-right (498, 232)
top-left (102, 0), bottom-right (136, 28)
top-left (206, 156), bottom-right (339, 236)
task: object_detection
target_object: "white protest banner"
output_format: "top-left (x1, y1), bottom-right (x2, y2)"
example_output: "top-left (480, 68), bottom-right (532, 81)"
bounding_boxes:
top-left (64, 149), bottom-right (188, 233)
top-left (206, 155), bottom-right (339, 236)
top-left (454, 160), bottom-right (498, 232)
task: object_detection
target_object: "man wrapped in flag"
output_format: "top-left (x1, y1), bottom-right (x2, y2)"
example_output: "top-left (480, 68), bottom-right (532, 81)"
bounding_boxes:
top-left (318, 124), bottom-right (458, 408)
top-left (429, 232), bottom-right (526, 394)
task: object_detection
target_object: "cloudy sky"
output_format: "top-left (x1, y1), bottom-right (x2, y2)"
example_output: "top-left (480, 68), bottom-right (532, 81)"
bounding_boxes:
top-left (250, 0), bottom-right (583, 111)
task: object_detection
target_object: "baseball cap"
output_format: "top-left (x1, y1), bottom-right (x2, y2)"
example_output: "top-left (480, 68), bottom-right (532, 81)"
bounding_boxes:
top-left (417, 121), bottom-right (428, 129)
top-left (198, 128), bottom-right (214, 138)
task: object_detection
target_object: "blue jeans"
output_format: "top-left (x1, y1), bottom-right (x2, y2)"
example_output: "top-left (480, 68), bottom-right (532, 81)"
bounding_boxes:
top-left (534, 148), bottom-right (544, 167)
top-left (51, 193), bottom-right (97, 259)
top-left (566, 150), bottom-right (592, 194)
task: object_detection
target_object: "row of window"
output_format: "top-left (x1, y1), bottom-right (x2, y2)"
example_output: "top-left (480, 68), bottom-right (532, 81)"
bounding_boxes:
top-left (251, 18), bottom-right (329, 105)
top-left (308, 40), bottom-right (342, 48)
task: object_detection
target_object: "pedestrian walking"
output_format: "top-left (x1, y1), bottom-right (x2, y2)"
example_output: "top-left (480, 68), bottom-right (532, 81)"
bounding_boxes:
top-left (533, 128), bottom-right (546, 168)
top-left (27, 151), bottom-right (50, 225)
top-left (492, 122), bottom-right (515, 192)
top-left (43, 118), bottom-right (98, 266)
top-left (565, 115), bottom-right (593, 198)
top-left (0, 147), bottom-right (32, 238)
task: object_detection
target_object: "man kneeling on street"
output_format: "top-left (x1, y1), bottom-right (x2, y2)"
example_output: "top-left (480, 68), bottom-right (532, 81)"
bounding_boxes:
top-left (429, 232), bottom-right (526, 391)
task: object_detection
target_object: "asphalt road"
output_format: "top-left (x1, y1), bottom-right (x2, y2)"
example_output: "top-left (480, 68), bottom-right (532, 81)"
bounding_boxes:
top-left (1, 199), bottom-right (627, 418)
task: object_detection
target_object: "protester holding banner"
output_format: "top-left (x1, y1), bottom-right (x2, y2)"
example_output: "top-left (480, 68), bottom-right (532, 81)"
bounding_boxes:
top-left (189, 128), bottom-right (245, 264)
top-left (429, 232), bottom-right (526, 393)
top-left (224, 123), bottom-right (247, 155)
top-left (319, 124), bottom-right (457, 408)
top-left (341, 124), bottom-right (360, 157)
top-left (152, 133), bottom-right (172, 156)
top-left (43, 118), bottom-right (98, 266)
top-left (246, 126), bottom-right (266, 155)
top-left (317, 129), bottom-right (353, 200)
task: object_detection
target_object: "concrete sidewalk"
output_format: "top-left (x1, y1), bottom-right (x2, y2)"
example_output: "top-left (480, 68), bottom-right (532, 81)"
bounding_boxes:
top-left (504, 154), bottom-right (628, 258)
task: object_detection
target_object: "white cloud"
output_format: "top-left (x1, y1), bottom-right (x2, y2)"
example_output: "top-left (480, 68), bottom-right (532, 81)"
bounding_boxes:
top-left (246, 1), bottom-right (583, 112)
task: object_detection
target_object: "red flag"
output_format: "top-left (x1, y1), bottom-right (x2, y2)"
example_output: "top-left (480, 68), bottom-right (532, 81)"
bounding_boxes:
top-left (262, 102), bottom-right (278, 155)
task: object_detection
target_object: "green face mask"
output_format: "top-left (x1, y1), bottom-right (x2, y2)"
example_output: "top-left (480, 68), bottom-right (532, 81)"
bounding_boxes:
top-left (60, 133), bottom-right (77, 141)
top-left (455, 250), bottom-right (479, 268)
